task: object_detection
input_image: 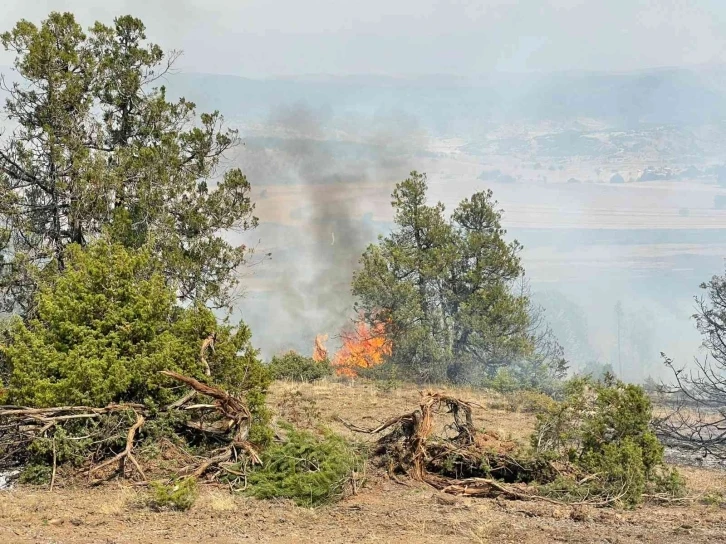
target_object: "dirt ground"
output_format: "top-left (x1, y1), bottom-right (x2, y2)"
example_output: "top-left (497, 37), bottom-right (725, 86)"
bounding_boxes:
top-left (2, 379), bottom-right (726, 544)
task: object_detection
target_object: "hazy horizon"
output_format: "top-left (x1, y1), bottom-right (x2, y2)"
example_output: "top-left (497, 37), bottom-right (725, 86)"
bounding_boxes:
top-left (1, 1), bottom-right (726, 78)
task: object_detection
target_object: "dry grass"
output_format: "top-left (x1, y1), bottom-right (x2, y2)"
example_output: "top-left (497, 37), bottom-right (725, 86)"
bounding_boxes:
top-left (269, 378), bottom-right (535, 444)
top-left (97, 485), bottom-right (137, 515)
top-left (679, 467), bottom-right (726, 499)
top-left (197, 490), bottom-right (239, 513)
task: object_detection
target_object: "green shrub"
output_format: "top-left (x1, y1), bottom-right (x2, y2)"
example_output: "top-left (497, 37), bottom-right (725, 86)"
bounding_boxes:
top-left (0, 240), bottom-right (270, 414)
top-left (481, 356), bottom-right (566, 398)
top-left (148, 477), bottom-right (198, 511)
top-left (357, 361), bottom-right (402, 392)
top-left (532, 376), bottom-right (684, 506)
top-left (18, 463), bottom-right (52, 485)
top-left (651, 465), bottom-right (686, 498)
top-left (0, 241), bottom-right (272, 482)
top-left (268, 351), bottom-right (332, 382)
top-left (701, 491), bottom-right (725, 506)
top-left (244, 425), bottom-right (362, 507)
top-left (578, 361), bottom-right (616, 381)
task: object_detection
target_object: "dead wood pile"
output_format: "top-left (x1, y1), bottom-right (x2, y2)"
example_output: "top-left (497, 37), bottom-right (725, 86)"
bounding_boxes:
top-left (340, 391), bottom-right (599, 505)
top-left (0, 371), bottom-right (260, 487)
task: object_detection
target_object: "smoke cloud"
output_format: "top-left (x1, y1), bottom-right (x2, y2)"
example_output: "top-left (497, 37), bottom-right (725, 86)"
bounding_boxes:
top-left (231, 103), bottom-right (427, 358)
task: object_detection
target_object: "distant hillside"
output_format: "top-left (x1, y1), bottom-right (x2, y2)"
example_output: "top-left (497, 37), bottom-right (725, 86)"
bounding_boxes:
top-left (2, 63), bottom-right (725, 130)
top-left (165, 67), bottom-right (726, 132)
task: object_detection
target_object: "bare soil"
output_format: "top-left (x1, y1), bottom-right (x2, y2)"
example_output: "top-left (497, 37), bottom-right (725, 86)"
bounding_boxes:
top-left (2, 379), bottom-right (726, 544)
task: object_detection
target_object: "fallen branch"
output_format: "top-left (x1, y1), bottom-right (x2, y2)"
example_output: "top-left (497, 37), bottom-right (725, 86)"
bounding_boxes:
top-left (191, 447), bottom-right (234, 478)
top-left (345, 391), bottom-right (630, 506)
top-left (160, 370), bottom-right (261, 467)
top-left (428, 475), bottom-right (626, 506)
top-left (343, 391), bottom-right (480, 481)
top-left (160, 370), bottom-right (252, 442)
top-left (0, 404), bottom-right (144, 421)
top-left (0, 371), bottom-right (261, 491)
top-left (88, 412), bottom-right (146, 482)
top-left (336, 413), bottom-right (416, 434)
top-left (165, 391), bottom-right (197, 410)
top-left (49, 438), bottom-right (56, 492)
top-left (234, 440), bottom-right (262, 465)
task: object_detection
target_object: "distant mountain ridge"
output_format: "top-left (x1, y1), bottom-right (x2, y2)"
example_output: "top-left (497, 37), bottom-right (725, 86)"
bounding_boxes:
top-left (2, 63), bottom-right (724, 131)
top-left (164, 66), bottom-right (726, 130)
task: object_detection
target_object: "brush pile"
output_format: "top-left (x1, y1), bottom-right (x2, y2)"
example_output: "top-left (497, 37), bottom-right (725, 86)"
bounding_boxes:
top-left (342, 381), bottom-right (686, 507)
top-left (341, 391), bottom-right (562, 501)
top-left (0, 371), bottom-right (261, 488)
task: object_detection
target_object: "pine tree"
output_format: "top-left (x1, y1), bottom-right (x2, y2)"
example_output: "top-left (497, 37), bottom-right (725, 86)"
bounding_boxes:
top-left (352, 171), bottom-right (533, 382)
top-left (0, 13), bottom-right (256, 312)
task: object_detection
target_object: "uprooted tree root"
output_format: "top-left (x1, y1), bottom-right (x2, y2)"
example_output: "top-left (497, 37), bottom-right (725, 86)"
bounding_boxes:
top-left (340, 391), bottom-right (622, 506)
top-left (0, 370), bottom-right (261, 489)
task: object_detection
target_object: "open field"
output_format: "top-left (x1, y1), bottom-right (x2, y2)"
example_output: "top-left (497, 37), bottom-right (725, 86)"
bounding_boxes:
top-left (1, 379), bottom-right (726, 543)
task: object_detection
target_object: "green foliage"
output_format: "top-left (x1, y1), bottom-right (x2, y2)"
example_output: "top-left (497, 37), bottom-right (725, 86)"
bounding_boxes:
top-left (247, 394), bottom-right (274, 449)
top-left (0, 12), bottom-right (273, 489)
top-left (582, 437), bottom-right (648, 505)
top-left (0, 240), bottom-right (270, 411)
top-left (244, 426), bottom-right (362, 507)
top-left (375, 377), bottom-right (402, 393)
top-left (482, 353), bottom-right (567, 397)
top-left (352, 361), bottom-right (403, 391)
top-left (650, 465), bottom-right (686, 498)
top-left (0, 12), bottom-right (257, 312)
top-left (700, 491), bottom-right (725, 506)
top-left (148, 478), bottom-right (198, 511)
top-left (533, 376), bottom-right (684, 506)
top-left (137, 410), bottom-right (192, 446)
top-left (268, 351), bottom-right (332, 383)
top-left (29, 424), bottom-right (115, 467)
top-left (352, 171), bottom-right (555, 383)
top-left (18, 463), bottom-right (52, 485)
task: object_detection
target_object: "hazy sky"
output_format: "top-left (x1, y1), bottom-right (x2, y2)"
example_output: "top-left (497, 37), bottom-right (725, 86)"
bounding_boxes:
top-left (0, 0), bottom-right (724, 77)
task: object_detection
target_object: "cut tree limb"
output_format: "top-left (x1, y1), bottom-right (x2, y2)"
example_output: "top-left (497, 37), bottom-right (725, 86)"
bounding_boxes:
top-left (88, 412), bottom-right (146, 482)
top-left (49, 438), bottom-right (56, 492)
top-left (160, 370), bottom-right (260, 462)
top-left (0, 371), bottom-right (259, 491)
top-left (159, 372), bottom-right (255, 431)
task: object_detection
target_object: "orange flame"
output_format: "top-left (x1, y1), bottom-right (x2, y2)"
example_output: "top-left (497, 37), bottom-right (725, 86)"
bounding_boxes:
top-left (313, 334), bottom-right (329, 362)
top-left (332, 321), bottom-right (391, 377)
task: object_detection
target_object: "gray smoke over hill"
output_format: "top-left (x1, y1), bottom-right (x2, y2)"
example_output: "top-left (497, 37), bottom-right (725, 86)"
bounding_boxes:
top-left (231, 104), bottom-right (426, 357)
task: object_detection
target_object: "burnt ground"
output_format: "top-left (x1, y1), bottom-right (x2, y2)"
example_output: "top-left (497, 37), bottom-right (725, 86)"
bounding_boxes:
top-left (2, 379), bottom-right (726, 544)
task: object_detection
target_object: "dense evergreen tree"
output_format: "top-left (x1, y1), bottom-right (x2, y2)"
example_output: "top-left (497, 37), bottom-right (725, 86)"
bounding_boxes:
top-left (0, 13), bottom-right (256, 312)
top-left (352, 171), bottom-right (538, 383)
top-left (0, 239), bottom-right (269, 409)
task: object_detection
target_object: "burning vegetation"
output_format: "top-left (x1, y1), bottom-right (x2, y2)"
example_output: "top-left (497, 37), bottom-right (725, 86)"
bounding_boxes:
top-left (313, 334), bottom-right (329, 362)
top-left (331, 321), bottom-right (392, 377)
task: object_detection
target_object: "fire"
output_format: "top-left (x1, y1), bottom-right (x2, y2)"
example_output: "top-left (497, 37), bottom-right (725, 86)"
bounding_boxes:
top-left (313, 334), bottom-right (329, 362)
top-left (331, 321), bottom-right (391, 377)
